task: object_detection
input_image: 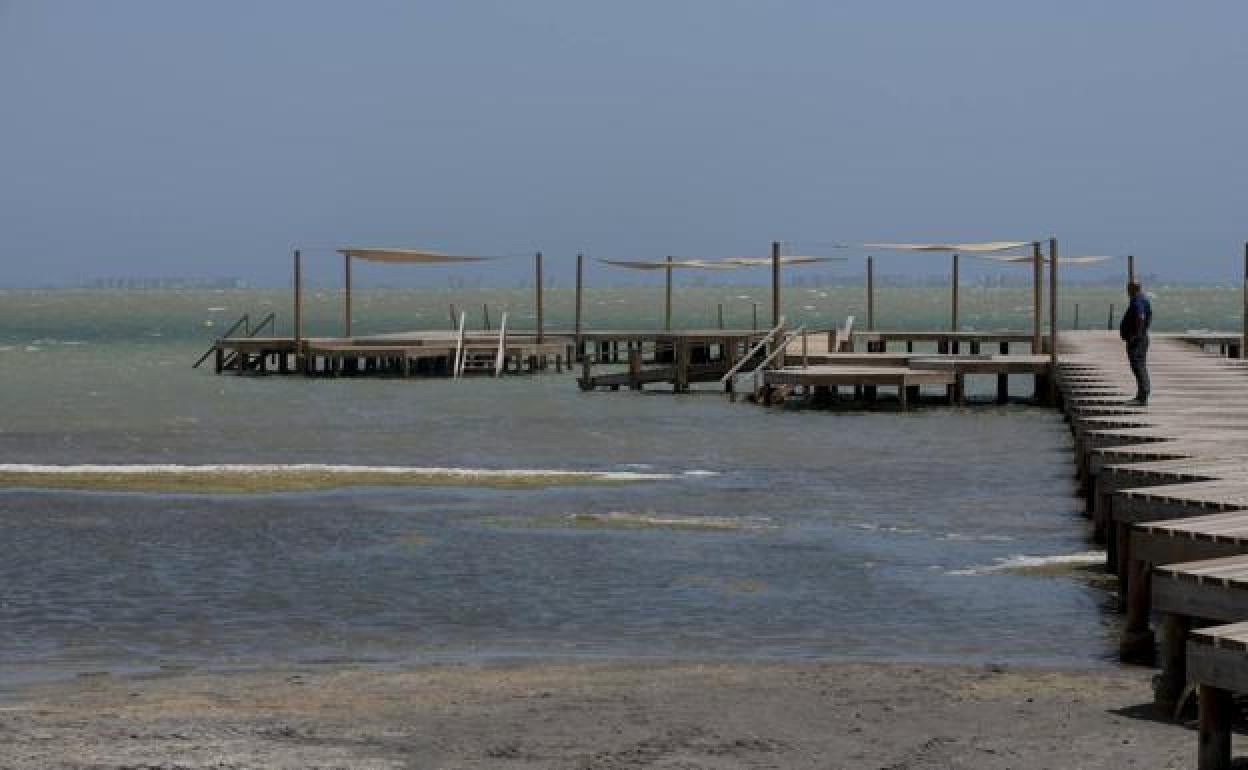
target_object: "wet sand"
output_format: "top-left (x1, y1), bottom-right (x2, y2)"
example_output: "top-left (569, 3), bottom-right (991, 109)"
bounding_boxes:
top-left (0, 660), bottom-right (1198, 769)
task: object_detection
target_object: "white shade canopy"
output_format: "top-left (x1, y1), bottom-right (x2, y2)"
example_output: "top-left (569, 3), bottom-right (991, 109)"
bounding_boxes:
top-left (974, 254), bottom-right (1115, 265)
top-left (719, 255), bottom-right (847, 266)
top-left (337, 248), bottom-right (491, 263)
top-left (863, 241), bottom-right (1029, 253)
top-left (597, 258), bottom-right (738, 270)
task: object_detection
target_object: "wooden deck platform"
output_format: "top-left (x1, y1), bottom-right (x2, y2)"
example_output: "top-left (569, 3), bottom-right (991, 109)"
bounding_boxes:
top-left (206, 331), bottom-right (573, 378)
top-left (760, 354), bottom-right (1050, 408)
top-left (574, 330), bottom-right (769, 393)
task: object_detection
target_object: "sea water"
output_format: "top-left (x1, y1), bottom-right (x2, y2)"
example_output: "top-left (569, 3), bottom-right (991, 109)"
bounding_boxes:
top-left (0, 285), bottom-right (1236, 685)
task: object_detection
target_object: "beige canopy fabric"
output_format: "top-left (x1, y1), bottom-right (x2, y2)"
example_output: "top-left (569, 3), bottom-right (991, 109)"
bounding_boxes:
top-left (719, 255), bottom-right (846, 266)
top-left (863, 241), bottom-right (1029, 253)
top-left (597, 258), bottom-right (738, 270)
top-left (974, 254), bottom-right (1115, 265)
top-left (337, 248), bottom-right (491, 263)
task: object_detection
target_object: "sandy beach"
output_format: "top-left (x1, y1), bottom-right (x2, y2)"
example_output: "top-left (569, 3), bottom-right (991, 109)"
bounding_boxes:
top-left (0, 660), bottom-right (1195, 769)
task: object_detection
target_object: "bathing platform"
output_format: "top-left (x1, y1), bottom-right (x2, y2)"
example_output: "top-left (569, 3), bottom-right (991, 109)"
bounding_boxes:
top-left (575, 327), bottom-right (1054, 404)
top-left (203, 330), bottom-right (574, 377)
top-left (1057, 331), bottom-right (1248, 768)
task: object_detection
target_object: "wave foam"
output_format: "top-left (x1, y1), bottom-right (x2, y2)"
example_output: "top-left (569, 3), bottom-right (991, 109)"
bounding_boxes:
top-left (948, 551), bottom-right (1106, 576)
top-left (0, 463), bottom-right (675, 481)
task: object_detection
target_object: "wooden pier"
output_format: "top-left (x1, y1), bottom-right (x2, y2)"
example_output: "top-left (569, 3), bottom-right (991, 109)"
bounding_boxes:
top-left (574, 330), bottom-right (769, 393)
top-left (1057, 331), bottom-right (1248, 768)
top-left (205, 330), bottom-right (572, 378)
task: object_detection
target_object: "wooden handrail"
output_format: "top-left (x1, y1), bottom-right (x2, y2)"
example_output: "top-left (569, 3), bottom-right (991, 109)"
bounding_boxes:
top-left (719, 317), bottom-right (786, 383)
top-left (750, 325), bottom-right (805, 374)
top-left (453, 311), bottom-right (467, 379)
top-left (494, 312), bottom-right (508, 377)
top-left (192, 313), bottom-right (249, 368)
top-left (248, 312), bottom-right (276, 337)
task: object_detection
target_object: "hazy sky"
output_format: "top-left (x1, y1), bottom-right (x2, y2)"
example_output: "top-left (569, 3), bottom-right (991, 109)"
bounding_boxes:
top-left (2, 1), bottom-right (1246, 286)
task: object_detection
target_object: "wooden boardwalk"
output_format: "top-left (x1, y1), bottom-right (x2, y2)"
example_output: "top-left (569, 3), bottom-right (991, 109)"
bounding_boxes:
top-left (1057, 331), bottom-right (1248, 768)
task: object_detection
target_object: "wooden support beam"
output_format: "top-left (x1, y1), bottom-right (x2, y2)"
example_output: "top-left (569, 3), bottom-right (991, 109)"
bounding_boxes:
top-left (771, 240), bottom-right (781, 326)
top-left (575, 252), bottom-right (584, 361)
top-left (1048, 237), bottom-right (1058, 404)
top-left (866, 255), bottom-right (875, 331)
top-left (951, 252), bottom-right (959, 332)
top-left (343, 252), bottom-right (352, 336)
top-left (293, 249), bottom-right (303, 347)
top-left (665, 255), bottom-right (673, 331)
top-left (997, 341), bottom-right (1009, 403)
top-left (1031, 241), bottom-right (1042, 354)
top-left (1198, 683), bottom-right (1232, 769)
top-left (535, 251), bottom-right (544, 344)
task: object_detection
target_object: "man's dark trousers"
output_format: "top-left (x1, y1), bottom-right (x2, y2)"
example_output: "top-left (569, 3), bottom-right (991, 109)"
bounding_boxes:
top-left (1127, 335), bottom-right (1150, 402)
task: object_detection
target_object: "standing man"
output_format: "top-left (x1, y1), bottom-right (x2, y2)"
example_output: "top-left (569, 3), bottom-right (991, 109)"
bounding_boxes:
top-left (1119, 281), bottom-right (1152, 405)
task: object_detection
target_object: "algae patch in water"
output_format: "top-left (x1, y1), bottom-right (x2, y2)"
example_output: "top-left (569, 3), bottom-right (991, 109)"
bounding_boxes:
top-left (394, 531), bottom-right (431, 548)
top-left (483, 511), bottom-right (775, 533)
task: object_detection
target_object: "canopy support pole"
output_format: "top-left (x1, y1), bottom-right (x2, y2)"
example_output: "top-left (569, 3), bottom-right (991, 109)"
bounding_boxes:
top-left (951, 252), bottom-right (959, 332)
top-left (574, 252), bottom-right (583, 360)
top-left (665, 256), bottom-right (673, 331)
top-left (293, 249), bottom-right (303, 346)
top-left (866, 255), bottom-right (875, 331)
top-left (1032, 241), bottom-right (1043, 354)
top-left (535, 251), bottom-right (544, 344)
top-left (1128, 254), bottom-right (1136, 286)
top-left (771, 240), bottom-right (781, 326)
top-left (1049, 237), bottom-right (1059, 403)
top-left (343, 253), bottom-right (352, 337)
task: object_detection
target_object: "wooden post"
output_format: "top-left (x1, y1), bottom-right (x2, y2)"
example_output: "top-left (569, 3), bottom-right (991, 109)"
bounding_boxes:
top-left (1108, 303), bottom-right (1115, 331)
top-left (866, 256), bottom-right (875, 331)
top-left (1127, 253), bottom-right (1135, 286)
top-left (1073, 303), bottom-right (1079, 330)
top-left (717, 303), bottom-right (723, 329)
top-left (751, 303), bottom-right (758, 331)
top-left (1156, 612), bottom-right (1190, 715)
top-left (997, 341), bottom-right (1009, 403)
top-left (574, 252), bottom-right (584, 361)
top-left (1048, 237), bottom-right (1058, 404)
top-left (771, 240), bottom-right (781, 326)
top-left (674, 338), bottom-right (689, 393)
top-left (343, 252), bottom-right (352, 336)
top-left (449, 304), bottom-right (457, 330)
top-left (1031, 241), bottom-right (1042, 354)
top-left (950, 252), bottom-right (959, 331)
top-left (483, 304), bottom-right (490, 330)
top-left (535, 251), bottom-right (544, 343)
top-left (1198, 684), bottom-right (1232, 770)
top-left (1242, 243), bottom-right (1247, 359)
top-left (292, 249), bottom-right (303, 371)
top-left (664, 255), bottom-right (673, 331)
